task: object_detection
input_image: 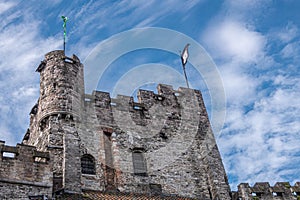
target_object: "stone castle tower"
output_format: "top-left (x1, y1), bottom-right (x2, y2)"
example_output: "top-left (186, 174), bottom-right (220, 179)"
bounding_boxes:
top-left (23, 50), bottom-right (232, 199)
top-left (1, 50), bottom-right (299, 199)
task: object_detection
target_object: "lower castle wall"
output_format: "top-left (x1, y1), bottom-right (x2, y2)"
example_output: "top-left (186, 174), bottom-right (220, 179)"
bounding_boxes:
top-left (0, 181), bottom-right (52, 200)
top-left (0, 142), bottom-right (52, 199)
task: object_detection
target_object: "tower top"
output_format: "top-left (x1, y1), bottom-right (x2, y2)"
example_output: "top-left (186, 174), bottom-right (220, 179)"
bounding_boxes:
top-left (35, 50), bottom-right (85, 123)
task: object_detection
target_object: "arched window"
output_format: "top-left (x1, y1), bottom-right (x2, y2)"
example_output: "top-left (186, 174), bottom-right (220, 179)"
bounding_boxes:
top-left (132, 149), bottom-right (147, 176)
top-left (81, 154), bottom-right (95, 175)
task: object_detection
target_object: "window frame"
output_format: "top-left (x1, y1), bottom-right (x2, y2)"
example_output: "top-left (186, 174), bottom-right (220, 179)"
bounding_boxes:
top-left (132, 149), bottom-right (147, 176)
top-left (81, 154), bottom-right (96, 175)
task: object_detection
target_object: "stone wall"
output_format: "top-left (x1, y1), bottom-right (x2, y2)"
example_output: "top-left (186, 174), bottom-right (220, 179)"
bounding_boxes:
top-left (232, 182), bottom-right (300, 200)
top-left (77, 84), bottom-right (231, 199)
top-left (23, 50), bottom-right (86, 194)
top-left (0, 141), bottom-right (52, 199)
top-left (36, 50), bottom-right (85, 122)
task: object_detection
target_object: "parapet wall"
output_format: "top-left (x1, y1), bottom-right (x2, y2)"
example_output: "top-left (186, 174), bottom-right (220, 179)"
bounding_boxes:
top-left (232, 182), bottom-right (300, 200)
top-left (0, 141), bottom-right (52, 199)
top-left (82, 84), bottom-right (231, 199)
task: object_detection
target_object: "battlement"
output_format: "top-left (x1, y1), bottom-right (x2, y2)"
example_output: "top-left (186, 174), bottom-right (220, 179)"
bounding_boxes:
top-left (0, 141), bottom-right (51, 183)
top-left (36, 50), bottom-right (81, 72)
top-left (85, 84), bottom-right (199, 110)
top-left (232, 182), bottom-right (300, 199)
top-left (0, 142), bottom-right (52, 199)
top-left (83, 84), bottom-right (204, 129)
top-left (0, 141), bottom-right (50, 161)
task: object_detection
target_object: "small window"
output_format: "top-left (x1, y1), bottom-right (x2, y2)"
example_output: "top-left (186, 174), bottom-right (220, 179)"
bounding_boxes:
top-left (34, 157), bottom-right (47, 163)
top-left (149, 183), bottom-right (162, 195)
top-left (273, 192), bottom-right (283, 197)
top-left (81, 154), bottom-right (95, 175)
top-left (132, 149), bottom-right (147, 176)
top-left (133, 105), bottom-right (143, 110)
top-left (2, 152), bottom-right (16, 158)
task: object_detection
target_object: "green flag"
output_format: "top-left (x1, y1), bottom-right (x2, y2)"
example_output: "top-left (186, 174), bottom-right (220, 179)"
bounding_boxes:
top-left (61, 16), bottom-right (68, 38)
top-left (61, 16), bottom-right (68, 52)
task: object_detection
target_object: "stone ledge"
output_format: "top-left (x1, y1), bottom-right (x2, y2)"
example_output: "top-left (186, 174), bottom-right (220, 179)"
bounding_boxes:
top-left (0, 178), bottom-right (52, 188)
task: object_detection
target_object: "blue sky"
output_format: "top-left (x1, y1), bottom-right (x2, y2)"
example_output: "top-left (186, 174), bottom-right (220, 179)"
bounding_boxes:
top-left (0, 0), bottom-right (300, 190)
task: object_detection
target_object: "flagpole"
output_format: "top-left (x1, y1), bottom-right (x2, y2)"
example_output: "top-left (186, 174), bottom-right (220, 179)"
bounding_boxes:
top-left (183, 64), bottom-right (190, 88)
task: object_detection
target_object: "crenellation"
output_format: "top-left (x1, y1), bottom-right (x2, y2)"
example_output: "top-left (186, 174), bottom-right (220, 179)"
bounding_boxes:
top-left (157, 84), bottom-right (174, 95)
top-left (0, 142), bottom-right (52, 199)
top-left (0, 143), bottom-right (50, 165)
top-left (293, 182), bottom-right (300, 194)
top-left (137, 89), bottom-right (155, 104)
top-left (233, 182), bottom-right (300, 200)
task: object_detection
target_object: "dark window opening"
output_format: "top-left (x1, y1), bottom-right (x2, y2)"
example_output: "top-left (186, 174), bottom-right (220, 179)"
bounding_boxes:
top-left (53, 83), bottom-right (57, 91)
top-left (149, 183), bottom-right (162, 195)
top-left (81, 154), bottom-right (95, 175)
top-left (53, 177), bottom-right (63, 193)
top-left (103, 131), bottom-right (116, 188)
top-left (273, 192), bottom-right (283, 197)
top-left (29, 195), bottom-right (48, 200)
top-left (252, 192), bottom-right (262, 198)
top-left (132, 149), bottom-right (147, 176)
top-left (104, 131), bottom-right (113, 166)
top-left (208, 187), bottom-right (212, 199)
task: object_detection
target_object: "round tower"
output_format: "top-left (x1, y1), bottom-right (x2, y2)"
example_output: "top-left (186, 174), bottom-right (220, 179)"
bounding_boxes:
top-left (36, 50), bottom-right (85, 122)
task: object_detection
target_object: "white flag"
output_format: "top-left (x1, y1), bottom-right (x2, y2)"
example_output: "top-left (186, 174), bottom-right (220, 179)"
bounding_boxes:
top-left (181, 43), bottom-right (190, 67)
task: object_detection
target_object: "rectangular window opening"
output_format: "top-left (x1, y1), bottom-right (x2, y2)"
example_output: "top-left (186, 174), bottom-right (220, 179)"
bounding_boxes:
top-left (133, 105), bottom-right (143, 110)
top-left (132, 150), bottom-right (147, 176)
top-left (149, 183), bottom-right (162, 195)
top-left (64, 57), bottom-right (74, 63)
top-left (174, 92), bottom-right (181, 97)
top-left (34, 157), bottom-right (47, 163)
top-left (275, 192), bottom-right (283, 197)
top-left (2, 152), bottom-right (16, 158)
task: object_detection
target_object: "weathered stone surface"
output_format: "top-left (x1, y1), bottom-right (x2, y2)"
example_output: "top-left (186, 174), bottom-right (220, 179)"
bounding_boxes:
top-left (0, 142), bottom-right (52, 199)
top-left (5, 50), bottom-right (298, 199)
top-left (233, 182), bottom-right (300, 200)
top-left (22, 50), bottom-right (231, 199)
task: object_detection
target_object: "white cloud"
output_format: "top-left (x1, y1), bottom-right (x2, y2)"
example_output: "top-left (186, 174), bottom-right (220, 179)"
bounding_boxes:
top-left (220, 74), bottom-right (300, 189)
top-left (280, 41), bottom-right (300, 60)
top-left (204, 1), bottom-right (300, 189)
top-left (277, 22), bottom-right (298, 43)
top-left (0, 1), bottom-right (17, 15)
top-left (0, 4), bottom-right (61, 145)
top-left (12, 86), bottom-right (39, 100)
top-left (203, 20), bottom-right (265, 63)
top-left (220, 62), bottom-right (259, 105)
